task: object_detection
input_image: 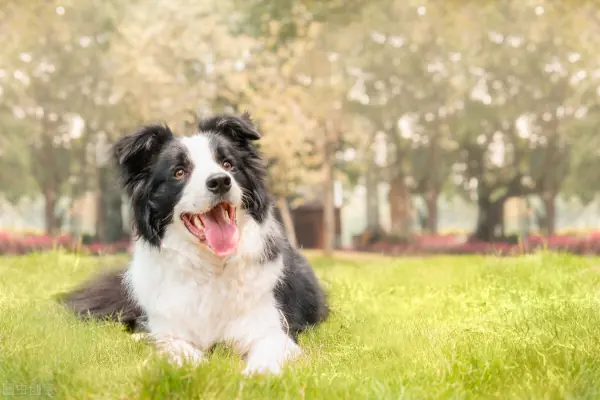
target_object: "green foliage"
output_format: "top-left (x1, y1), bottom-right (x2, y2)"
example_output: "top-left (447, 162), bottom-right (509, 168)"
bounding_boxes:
top-left (0, 1), bottom-right (129, 212)
top-left (562, 115), bottom-right (600, 204)
top-left (0, 112), bottom-right (37, 201)
top-left (231, 0), bottom-right (364, 45)
top-left (0, 0), bottom-right (599, 237)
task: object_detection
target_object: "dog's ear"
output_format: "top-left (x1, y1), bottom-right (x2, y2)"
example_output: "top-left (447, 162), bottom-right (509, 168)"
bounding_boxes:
top-left (113, 124), bottom-right (174, 247)
top-left (113, 124), bottom-right (174, 196)
top-left (198, 112), bottom-right (261, 142)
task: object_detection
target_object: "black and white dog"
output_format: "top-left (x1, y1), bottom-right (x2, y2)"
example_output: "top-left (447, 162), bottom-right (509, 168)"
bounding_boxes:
top-left (62, 113), bottom-right (328, 375)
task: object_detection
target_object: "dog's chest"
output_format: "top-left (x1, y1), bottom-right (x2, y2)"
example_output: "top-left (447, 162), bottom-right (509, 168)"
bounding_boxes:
top-left (130, 252), bottom-right (281, 345)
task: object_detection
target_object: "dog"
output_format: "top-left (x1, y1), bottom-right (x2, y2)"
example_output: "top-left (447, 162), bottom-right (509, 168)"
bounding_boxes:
top-left (61, 112), bottom-right (328, 375)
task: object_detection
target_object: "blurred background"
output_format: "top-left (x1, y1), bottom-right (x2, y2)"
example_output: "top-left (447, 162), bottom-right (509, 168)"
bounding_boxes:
top-left (1, 0), bottom-right (600, 256)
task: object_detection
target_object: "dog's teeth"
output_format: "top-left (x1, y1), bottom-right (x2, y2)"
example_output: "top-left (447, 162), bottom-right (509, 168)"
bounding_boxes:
top-left (194, 215), bottom-right (202, 227)
top-left (222, 207), bottom-right (229, 222)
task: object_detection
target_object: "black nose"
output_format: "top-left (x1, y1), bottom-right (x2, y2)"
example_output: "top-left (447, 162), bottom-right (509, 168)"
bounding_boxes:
top-left (206, 173), bottom-right (232, 195)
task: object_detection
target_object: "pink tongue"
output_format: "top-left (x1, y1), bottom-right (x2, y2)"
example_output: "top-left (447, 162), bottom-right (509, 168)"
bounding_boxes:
top-left (200, 206), bottom-right (238, 256)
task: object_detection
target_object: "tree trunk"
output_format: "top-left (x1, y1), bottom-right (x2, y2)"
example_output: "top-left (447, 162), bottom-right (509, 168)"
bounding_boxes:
top-left (106, 187), bottom-right (125, 242)
top-left (43, 186), bottom-right (59, 236)
top-left (365, 159), bottom-right (381, 231)
top-left (321, 119), bottom-right (337, 257)
top-left (97, 165), bottom-right (126, 243)
top-left (426, 190), bottom-right (438, 235)
top-left (322, 147), bottom-right (335, 256)
top-left (473, 195), bottom-right (505, 242)
top-left (35, 127), bottom-right (61, 236)
top-left (96, 167), bottom-right (107, 242)
top-left (388, 175), bottom-right (412, 237)
top-left (276, 197), bottom-right (298, 248)
top-left (542, 192), bottom-right (556, 236)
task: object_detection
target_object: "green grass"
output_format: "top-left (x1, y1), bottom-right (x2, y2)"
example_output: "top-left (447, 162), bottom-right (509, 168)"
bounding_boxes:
top-left (2, 251), bottom-right (600, 399)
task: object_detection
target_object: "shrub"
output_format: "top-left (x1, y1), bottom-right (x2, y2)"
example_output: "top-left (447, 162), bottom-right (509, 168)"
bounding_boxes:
top-left (0, 231), bottom-right (131, 256)
top-left (354, 232), bottom-right (600, 256)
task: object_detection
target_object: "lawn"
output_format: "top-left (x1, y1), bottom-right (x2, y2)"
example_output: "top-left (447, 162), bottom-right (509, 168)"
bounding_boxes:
top-left (2, 251), bottom-right (600, 399)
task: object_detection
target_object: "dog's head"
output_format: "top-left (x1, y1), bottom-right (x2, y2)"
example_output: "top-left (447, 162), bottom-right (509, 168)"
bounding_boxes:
top-left (113, 112), bottom-right (270, 256)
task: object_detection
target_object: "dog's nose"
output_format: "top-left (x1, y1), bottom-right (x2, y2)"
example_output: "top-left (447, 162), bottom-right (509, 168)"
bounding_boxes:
top-left (206, 173), bottom-right (232, 195)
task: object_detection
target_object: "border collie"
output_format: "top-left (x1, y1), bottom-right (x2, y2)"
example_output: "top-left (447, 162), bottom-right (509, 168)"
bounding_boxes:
top-left (61, 112), bottom-right (328, 375)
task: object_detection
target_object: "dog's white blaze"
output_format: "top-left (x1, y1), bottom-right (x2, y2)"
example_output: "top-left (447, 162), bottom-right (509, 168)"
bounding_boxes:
top-left (124, 133), bottom-right (299, 375)
top-left (175, 134), bottom-right (242, 219)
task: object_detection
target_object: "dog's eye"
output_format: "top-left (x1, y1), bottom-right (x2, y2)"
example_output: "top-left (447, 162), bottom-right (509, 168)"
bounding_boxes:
top-left (222, 161), bottom-right (233, 171)
top-left (174, 168), bottom-right (186, 180)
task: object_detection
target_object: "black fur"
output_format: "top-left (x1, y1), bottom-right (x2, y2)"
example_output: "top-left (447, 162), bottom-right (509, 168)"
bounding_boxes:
top-left (60, 112), bottom-right (328, 341)
top-left (58, 268), bottom-right (145, 331)
top-left (198, 111), bottom-right (261, 142)
top-left (275, 242), bottom-right (329, 341)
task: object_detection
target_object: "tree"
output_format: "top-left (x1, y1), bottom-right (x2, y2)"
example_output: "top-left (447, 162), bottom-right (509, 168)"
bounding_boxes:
top-left (339, 0), bottom-right (464, 236)
top-left (451, 1), bottom-right (600, 239)
top-left (0, 0), bottom-right (127, 235)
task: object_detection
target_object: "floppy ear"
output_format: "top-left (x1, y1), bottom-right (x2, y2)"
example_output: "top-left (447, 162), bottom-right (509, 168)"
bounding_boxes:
top-left (112, 124), bottom-right (174, 197)
top-left (112, 124), bottom-right (175, 247)
top-left (198, 112), bottom-right (261, 142)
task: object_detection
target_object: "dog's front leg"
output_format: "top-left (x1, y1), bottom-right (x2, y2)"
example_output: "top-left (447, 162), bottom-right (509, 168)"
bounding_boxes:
top-left (228, 305), bottom-right (301, 376)
top-left (243, 332), bottom-right (301, 376)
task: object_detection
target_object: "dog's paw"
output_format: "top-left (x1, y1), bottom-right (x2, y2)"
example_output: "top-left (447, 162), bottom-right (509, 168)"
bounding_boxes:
top-left (154, 336), bottom-right (206, 367)
top-left (131, 332), bottom-right (151, 342)
top-left (243, 336), bottom-right (301, 376)
top-left (243, 361), bottom-right (282, 376)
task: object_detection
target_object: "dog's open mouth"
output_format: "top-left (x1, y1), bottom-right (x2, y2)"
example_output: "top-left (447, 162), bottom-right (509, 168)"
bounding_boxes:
top-left (181, 202), bottom-right (239, 257)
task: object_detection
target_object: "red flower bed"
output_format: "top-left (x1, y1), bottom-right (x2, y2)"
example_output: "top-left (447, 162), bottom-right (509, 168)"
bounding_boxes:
top-left (354, 232), bottom-right (600, 256)
top-left (5, 231), bottom-right (600, 257)
top-left (0, 231), bottom-right (131, 256)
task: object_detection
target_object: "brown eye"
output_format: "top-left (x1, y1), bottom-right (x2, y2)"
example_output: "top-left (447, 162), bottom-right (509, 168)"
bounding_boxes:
top-left (174, 168), bottom-right (186, 180)
top-left (222, 161), bottom-right (233, 171)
